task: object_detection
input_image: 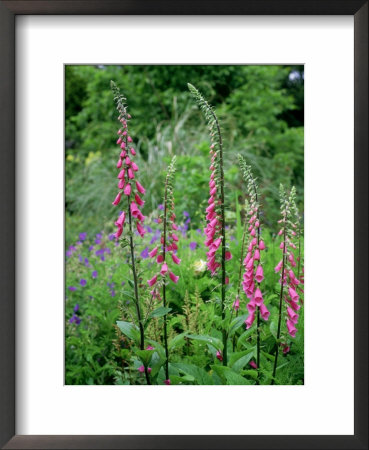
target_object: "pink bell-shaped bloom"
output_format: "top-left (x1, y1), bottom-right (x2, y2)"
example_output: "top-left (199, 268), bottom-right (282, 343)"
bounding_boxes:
top-left (127, 136), bottom-right (133, 143)
top-left (147, 274), bottom-right (158, 287)
top-left (131, 162), bottom-right (139, 172)
top-left (288, 287), bottom-right (299, 303)
top-left (254, 249), bottom-right (260, 260)
top-left (172, 223), bottom-right (178, 231)
top-left (216, 350), bottom-right (223, 361)
top-left (122, 131), bottom-right (127, 136)
top-left (164, 379), bottom-right (171, 385)
top-left (115, 211), bottom-right (126, 227)
top-left (274, 260), bottom-right (283, 273)
top-left (259, 303), bottom-right (270, 321)
top-left (249, 361), bottom-right (258, 369)
top-left (287, 319), bottom-right (297, 338)
top-left (246, 300), bottom-right (256, 313)
top-left (245, 312), bottom-right (255, 329)
top-left (156, 254), bottom-right (164, 263)
top-left (171, 241), bottom-right (178, 251)
top-left (138, 365), bottom-right (145, 373)
top-left (128, 168), bottom-right (134, 179)
top-left (233, 297), bottom-right (240, 311)
top-left (171, 233), bottom-right (179, 242)
top-left (287, 306), bottom-right (299, 324)
top-left (149, 247), bottom-right (158, 258)
top-left (130, 148), bottom-right (136, 156)
top-left (160, 262), bottom-right (168, 275)
top-left (254, 288), bottom-right (263, 306)
top-left (134, 193), bottom-right (144, 206)
top-left (125, 156), bottom-right (131, 165)
top-left (255, 221), bottom-right (260, 228)
top-left (118, 179), bottom-right (125, 190)
top-left (225, 251), bottom-right (232, 261)
top-left (112, 192), bottom-right (121, 206)
top-left (115, 226), bottom-right (123, 239)
top-left (136, 221), bottom-right (146, 237)
top-left (246, 257), bottom-right (254, 270)
top-left (120, 142), bottom-right (126, 149)
top-left (250, 228), bottom-right (256, 237)
top-left (117, 169), bottom-right (125, 179)
top-left (123, 183), bottom-right (131, 196)
top-left (282, 345), bottom-right (290, 354)
top-left (255, 265), bottom-right (264, 283)
top-left (136, 181), bottom-right (146, 194)
top-left (259, 240), bottom-right (265, 250)
top-left (117, 137), bottom-right (122, 145)
top-left (171, 253), bottom-right (181, 265)
top-left (169, 271), bottom-right (179, 283)
top-left (120, 150), bottom-right (126, 158)
top-left (117, 159), bottom-right (122, 169)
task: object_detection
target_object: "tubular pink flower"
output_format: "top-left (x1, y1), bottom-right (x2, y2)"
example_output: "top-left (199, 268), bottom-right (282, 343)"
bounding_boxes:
top-left (117, 169), bottom-right (125, 179)
top-left (136, 221), bottom-right (146, 237)
top-left (157, 254), bottom-right (164, 263)
top-left (245, 313), bottom-right (255, 329)
top-left (131, 162), bottom-right (139, 172)
top-left (288, 287), bottom-right (299, 302)
top-left (127, 136), bottom-right (133, 143)
top-left (254, 249), bottom-right (260, 260)
top-left (254, 288), bottom-right (263, 306)
top-left (149, 247), bottom-right (158, 258)
top-left (247, 300), bottom-right (256, 313)
top-left (287, 319), bottom-right (297, 338)
top-left (164, 379), bottom-right (171, 385)
top-left (233, 297), bottom-right (240, 311)
top-left (225, 251), bottom-right (232, 261)
top-left (123, 183), bottom-right (131, 196)
top-left (255, 265), bottom-right (264, 283)
top-left (130, 148), bottom-right (136, 156)
top-left (136, 181), bottom-right (145, 194)
top-left (147, 274), bottom-right (157, 287)
top-left (112, 192), bottom-right (121, 206)
top-left (117, 159), bottom-right (122, 169)
top-left (115, 226), bottom-right (123, 238)
top-left (259, 303), bottom-right (270, 321)
top-left (216, 350), bottom-right (223, 361)
top-left (116, 211), bottom-right (126, 227)
top-left (160, 262), bottom-right (168, 275)
top-left (249, 361), bottom-right (258, 369)
top-left (259, 240), bottom-right (265, 250)
top-left (128, 168), bottom-right (134, 179)
top-left (125, 156), bottom-right (131, 165)
top-left (171, 253), bottom-right (181, 265)
top-left (134, 193), bottom-right (144, 206)
top-left (274, 260), bottom-right (283, 273)
top-left (171, 233), bottom-right (179, 242)
top-left (287, 306), bottom-right (299, 324)
top-left (169, 271), bottom-right (179, 283)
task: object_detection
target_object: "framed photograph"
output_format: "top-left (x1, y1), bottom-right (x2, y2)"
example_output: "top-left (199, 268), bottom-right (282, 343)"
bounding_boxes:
top-left (1, 1), bottom-right (367, 449)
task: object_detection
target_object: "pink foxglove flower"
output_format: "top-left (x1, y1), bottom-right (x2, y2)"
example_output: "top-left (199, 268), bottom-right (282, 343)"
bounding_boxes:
top-left (169, 272), bottom-right (179, 283)
top-left (216, 350), bottom-right (223, 361)
top-left (147, 275), bottom-right (158, 287)
top-left (112, 192), bottom-right (121, 206)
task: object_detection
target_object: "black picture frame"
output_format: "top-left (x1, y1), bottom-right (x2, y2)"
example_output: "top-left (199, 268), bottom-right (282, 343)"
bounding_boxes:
top-left (0, 1), bottom-right (367, 449)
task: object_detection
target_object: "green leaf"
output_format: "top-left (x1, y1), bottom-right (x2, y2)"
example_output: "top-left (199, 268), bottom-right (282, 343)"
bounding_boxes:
top-left (116, 321), bottom-right (140, 344)
top-left (148, 306), bottom-right (172, 319)
top-left (187, 334), bottom-right (223, 351)
top-left (229, 314), bottom-right (248, 336)
top-left (230, 350), bottom-right (254, 372)
top-left (135, 349), bottom-right (154, 367)
top-left (211, 365), bottom-right (252, 385)
top-left (168, 332), bottom-right (188, 350)
top-left (270, 320), bottom-right (278, 340)
top-left (171, 363), bottom-right (213, 385)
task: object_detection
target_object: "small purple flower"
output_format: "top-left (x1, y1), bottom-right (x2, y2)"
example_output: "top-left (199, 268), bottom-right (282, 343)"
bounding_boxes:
top-left (100, 256), bottom-right (105, 262)
top-left (79, 232), bottom-right (87, 241)
top-left (69, 313), bottom-right (81, 325)
top-left (92, 270), bottom-right (98, 279)
top-left (76, 241), bottom-right (83, 246)
top-left (68, 286), bottom-right (77, 291)
top-left (108, 233), bottom-right (115, 241)
top-left (110, 290), bottom-right (116, 297)
top-left (158, 204), bottom-right (164, 210)
top-left (69, 245), bottom-right (77, 252)
top-left (80, 279), bottom-right (87, 287)
top-left (66, 250), bottom-right (73, 258)
top-left (141, 247), bottom-right (149, 259)
top-left (146, 226), bottom-right (153, 233)
top-left (185, 218), bottom-right (191, 224)
top-left (78, 254), bottom-right (83, 262)
top-left (88, 245), bottom-right (94, 252)
top-left (230, 235), bottom-right (236, 241)
top-left (121, 281), bottom-right (125, 286)
top-left (84, 257), bottom-right (90, 266)
top-left (95, 238), bottom-right (102, 245)
top-left (196, 228), bottom-right (203, 235)
top-left (74, 304), bottom-right (79, 312)
top-left (189, 242), bottom-right (197, 251)
top-left (183, 211), bottom-right (190, 218)
top-left (96, 233), bottom-right (102, 239)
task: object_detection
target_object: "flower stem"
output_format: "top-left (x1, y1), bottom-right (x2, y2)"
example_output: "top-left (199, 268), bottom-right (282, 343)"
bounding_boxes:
top-left (271, 219), bottom-right (287, 385)
top-left (162, 178), bottom-right (170, 380)
top-left (211, 111), bottom-right (227, 367)
top-left (127, 196), bottom-right (151, 385)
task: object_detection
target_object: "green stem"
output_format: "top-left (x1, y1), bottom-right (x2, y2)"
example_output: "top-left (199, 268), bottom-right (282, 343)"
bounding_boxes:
top-left (127, 193), bottom-right (151, 385)
top-left (162, 178), bottom-right (169, 380)
top-left (271, 217), bottom-right (288, 385)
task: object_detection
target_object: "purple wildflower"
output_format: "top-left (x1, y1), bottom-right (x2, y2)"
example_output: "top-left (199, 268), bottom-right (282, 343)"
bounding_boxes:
top-left (92, 270), bottom-right (98, 279)
top-left (141, 247), bottom-right (149, 259)
top-left (108, 233), bottom-right (115, 241)
top-left (158, 204), bottom-right (164, 210)
top-left (78, 254), bottom-right (83, 262)
top-left (80, 279), bottom-right (87, 287)
top-left (189, 242), bottom-right (197, 251)
top-left (79, 232), bottom-right (87, 241)
top-left (74, 304), bottom-right (79, 312)
top-left (68, 286), bottom-right (77, 291)
top-left (110, 290), bottom-right (116, 297)
top-left (183, 211), bottom-right (190, 217)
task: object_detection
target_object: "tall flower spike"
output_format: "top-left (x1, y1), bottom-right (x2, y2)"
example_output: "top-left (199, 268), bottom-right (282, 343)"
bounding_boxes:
top-left (110, 81), bottom-right (150, 385)
top-left (271, 185), bottom-right (302, 385)
top-left (188, 83), bottom-right (229, 366)
top-left (147, 157), bottom-right (179, 383)
top-left (239, 155), bottom-right (269, 382)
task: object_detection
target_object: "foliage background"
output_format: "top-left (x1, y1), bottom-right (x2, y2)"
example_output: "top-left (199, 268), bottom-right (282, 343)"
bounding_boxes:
top-left (66, 65), bottom-right (304, 243)
top-left (65, 65), bottom-right (304, 385)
